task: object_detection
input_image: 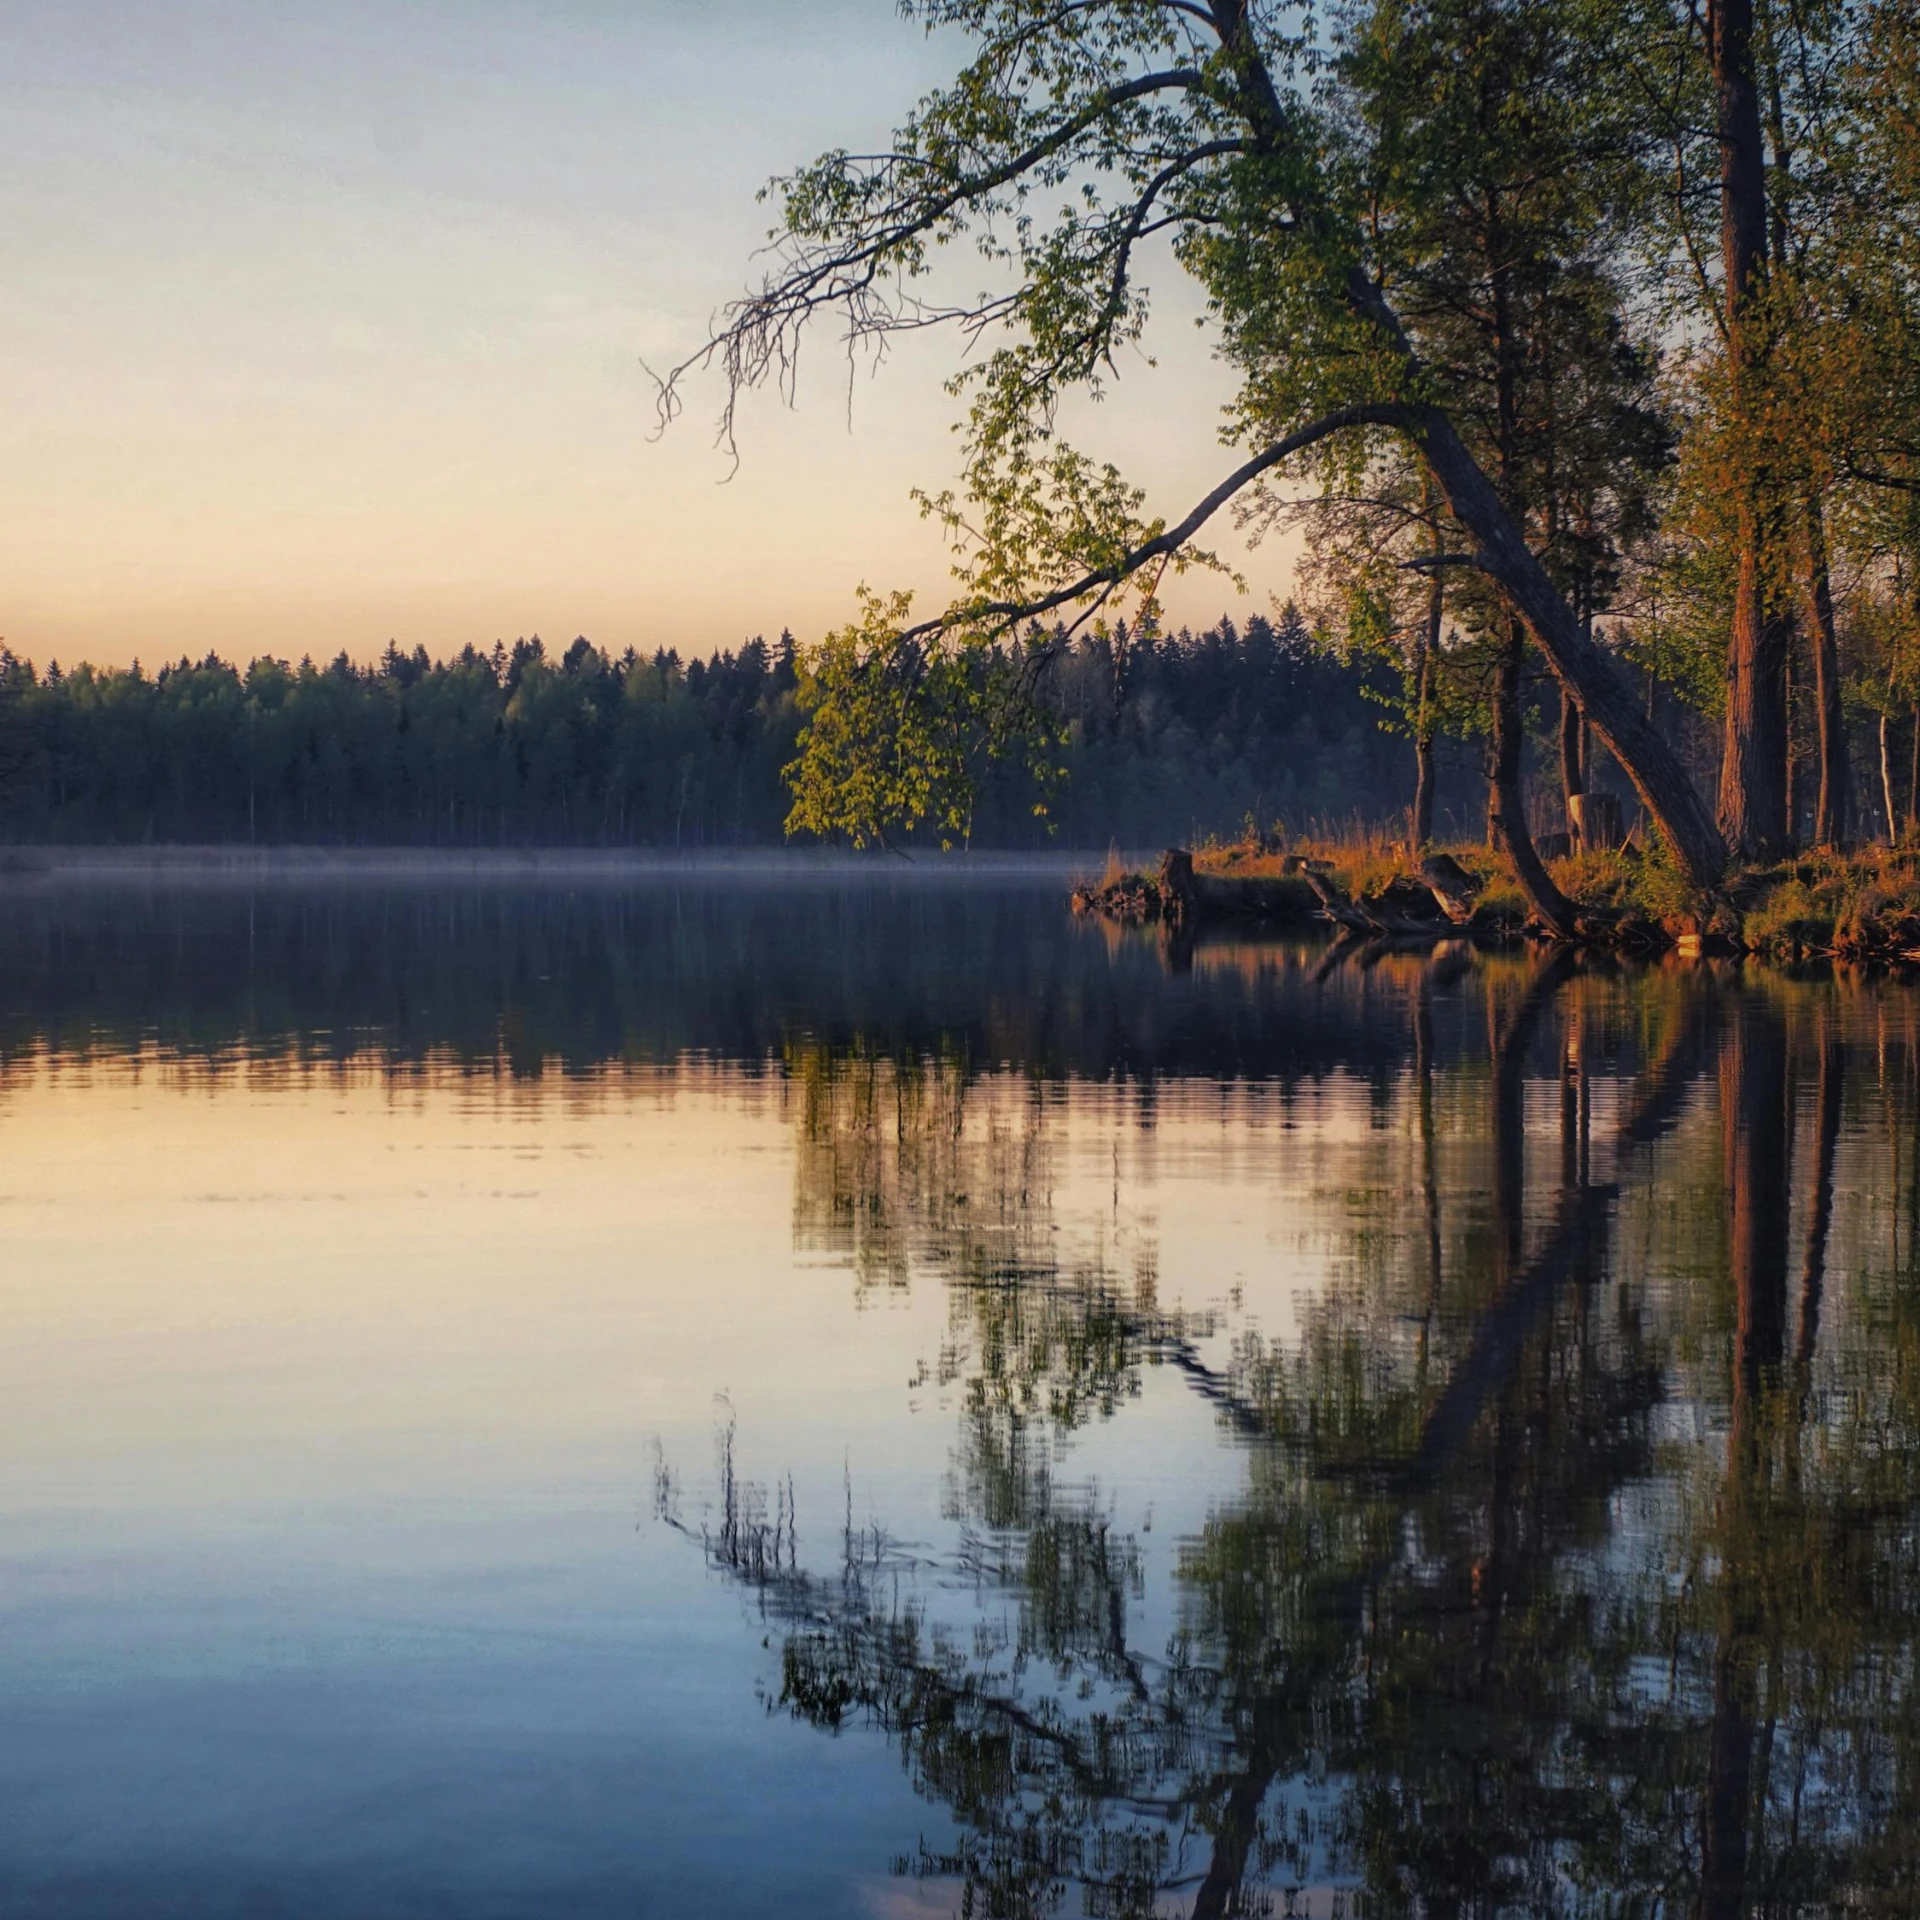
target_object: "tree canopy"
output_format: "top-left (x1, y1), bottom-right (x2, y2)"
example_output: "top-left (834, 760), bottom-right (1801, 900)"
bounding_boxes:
top-left (667, 0), bottom-right (1920, 896)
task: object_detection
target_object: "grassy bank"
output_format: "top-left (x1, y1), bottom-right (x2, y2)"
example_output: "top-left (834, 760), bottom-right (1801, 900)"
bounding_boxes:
top-left (1076, 831), bottom-right (1920, 963)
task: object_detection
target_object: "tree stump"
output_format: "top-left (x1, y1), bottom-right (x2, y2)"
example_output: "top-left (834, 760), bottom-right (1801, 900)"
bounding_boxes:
top-left (1158, 848), bottom-right (1197, 924)
top-left (1569, 792), bottom-right (1623, 852)
top-left (1421, 853), bottom-right (1483, 926)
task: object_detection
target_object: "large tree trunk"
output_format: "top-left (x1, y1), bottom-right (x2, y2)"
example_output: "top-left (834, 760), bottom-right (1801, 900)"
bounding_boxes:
top-left (1784, 629), bottom-right (1801, 843)
top-left (1326, 265), bottom-right (1727, 888)
top-left (1561, 687), bottom-right (1585, 846)
top-left (1403, 403), bottom-right (1730, 889)
top-left (1196, 31), bottom-right (1732, 893)
top-left (1721, 540), bottom-right (1792, 859)
top-left (1805, 496), bottom-right (1851, 846)
top-left (1489, 624), bottom-right (1579, 937)
top-left (1711, 0), bottom-right (1789, 861)
top-left (1405, 560), bottom-right (1436, 852)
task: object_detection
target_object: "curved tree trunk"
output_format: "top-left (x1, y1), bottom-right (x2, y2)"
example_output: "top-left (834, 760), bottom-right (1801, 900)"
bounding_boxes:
top-left (1403, 403), bottom-right (1730, 890)
top-left (1260, 259), bottom-right (1732, 890)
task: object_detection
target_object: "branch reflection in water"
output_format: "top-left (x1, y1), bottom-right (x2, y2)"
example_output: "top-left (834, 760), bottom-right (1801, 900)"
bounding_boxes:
top-left (668, 949), bottom-right (1920, 1918)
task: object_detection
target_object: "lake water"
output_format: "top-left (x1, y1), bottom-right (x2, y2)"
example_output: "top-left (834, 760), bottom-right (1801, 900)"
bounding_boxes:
top-left (3, 875), bottom-right (1917, 1917)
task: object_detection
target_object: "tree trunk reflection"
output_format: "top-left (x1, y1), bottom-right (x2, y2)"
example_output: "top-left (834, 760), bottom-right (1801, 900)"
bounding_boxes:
top-left (663, 953), bottom-right (1920, 1916)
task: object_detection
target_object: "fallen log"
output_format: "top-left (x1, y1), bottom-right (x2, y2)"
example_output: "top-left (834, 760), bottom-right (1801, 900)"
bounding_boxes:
top-left (1081, 848), bottom-right (1486, 943)
top-left (1301, 866), bottom-right (1450, 938)
top-left (1158, 849), bottom-right (1321, 925)
top-left (1301, 866), bottom-right (1374, 932)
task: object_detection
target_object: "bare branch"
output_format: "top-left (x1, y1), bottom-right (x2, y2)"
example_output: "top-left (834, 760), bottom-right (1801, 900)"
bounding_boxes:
top-left (654, 68), bottom-right (1225, 456)
top-left (1083, 138), bottom-right (1249, 368)
top-left (1842, 461), bottom-right (1920, 496)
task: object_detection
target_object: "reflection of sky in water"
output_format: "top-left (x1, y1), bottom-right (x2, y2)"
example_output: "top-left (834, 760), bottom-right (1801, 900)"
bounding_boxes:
top-left (2, 1051), bottom-right (1363, 1914)
top-left (2, 886), bottom-right (1918, 1915)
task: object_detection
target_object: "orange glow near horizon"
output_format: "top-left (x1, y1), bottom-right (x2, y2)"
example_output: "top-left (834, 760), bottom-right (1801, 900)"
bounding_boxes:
top-left (0, 2), bottom-right (1304, 674)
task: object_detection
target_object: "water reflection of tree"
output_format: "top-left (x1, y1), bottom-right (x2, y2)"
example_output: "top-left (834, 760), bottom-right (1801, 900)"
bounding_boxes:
top-left (681, 960), bottom-right (1920, 1916)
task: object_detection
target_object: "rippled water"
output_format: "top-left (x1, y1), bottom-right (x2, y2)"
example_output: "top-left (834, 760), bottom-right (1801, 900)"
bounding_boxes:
top-left (3, 876), bottom-right (1917, 1916)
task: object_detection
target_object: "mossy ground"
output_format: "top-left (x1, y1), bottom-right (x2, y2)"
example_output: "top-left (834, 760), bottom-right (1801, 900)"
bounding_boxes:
top-left (1725, 848), bottom-right (1920, 960)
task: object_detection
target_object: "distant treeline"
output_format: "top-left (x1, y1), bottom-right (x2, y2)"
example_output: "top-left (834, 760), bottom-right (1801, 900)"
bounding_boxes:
top-left (0, 610), bottom-right (1443, 848)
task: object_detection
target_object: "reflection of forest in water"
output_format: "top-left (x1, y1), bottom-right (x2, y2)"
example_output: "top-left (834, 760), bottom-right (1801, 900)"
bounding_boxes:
top-left (700, 953), bottom-right (1920, 1917)
top-left (0, 883), bottom-right (1493, 1082)
top-left (6, 884), bottom-right (1919, 1911)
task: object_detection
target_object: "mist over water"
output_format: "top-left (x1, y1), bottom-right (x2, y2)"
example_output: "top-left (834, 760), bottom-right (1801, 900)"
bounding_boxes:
top-left (3, 875), bottom-right (1917, 1916)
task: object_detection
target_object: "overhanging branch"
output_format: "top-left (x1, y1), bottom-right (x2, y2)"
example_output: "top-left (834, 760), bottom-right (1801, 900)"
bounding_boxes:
top-left (654, 66), bottom-right (1227, 452)
top-left (900, 402), bottom-right (1408, 645)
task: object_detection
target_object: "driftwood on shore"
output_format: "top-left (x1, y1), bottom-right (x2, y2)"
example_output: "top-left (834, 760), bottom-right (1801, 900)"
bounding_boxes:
top-left (1296, 862), bottom-right (1452, 938)
top-left (1162, 849), bottom-right (1324, 923)
top-left (1075, 847), bottom-right (1462, 940)
top-left (1073, 850), bottom-right (1321, 926)
top-left (1073, 838), bottom-right (1920, 966)
top-left (1420, 852), bottom-right (1482, 926)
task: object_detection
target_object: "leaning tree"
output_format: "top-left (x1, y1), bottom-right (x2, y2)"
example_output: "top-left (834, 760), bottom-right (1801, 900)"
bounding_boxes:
top-left (662, 0), bottom-right (1730, 890)
top-left (1283, 0), bottom-right (1679, 920)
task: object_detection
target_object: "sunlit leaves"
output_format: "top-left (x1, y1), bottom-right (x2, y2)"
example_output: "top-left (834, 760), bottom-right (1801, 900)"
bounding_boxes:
top-left (784, 588), bottom-right (1065, 846)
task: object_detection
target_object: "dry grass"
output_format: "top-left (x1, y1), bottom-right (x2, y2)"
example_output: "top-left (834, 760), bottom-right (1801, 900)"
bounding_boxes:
top-left (1199, 826), bottom-right (1498, 903)
top-left (1189, 823), bottom-right (1920, 959)
top-left (1199, 826), bottom-right (1413, 896)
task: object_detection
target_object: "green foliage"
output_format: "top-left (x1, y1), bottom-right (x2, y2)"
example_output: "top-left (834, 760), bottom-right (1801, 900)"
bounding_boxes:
top-left (641, 0), bottom-right (1920, 861)
top-left (670, 0), bottom-right (1738, 858)
top-left (1624, 833), bottom-right (1708, 926)
top-left (783, 590), bottom-right (1064, 848)
top-left (1732, 851), bottom-right (1920, 957)
top-left (1743, 873), bottom-right (1836, 955)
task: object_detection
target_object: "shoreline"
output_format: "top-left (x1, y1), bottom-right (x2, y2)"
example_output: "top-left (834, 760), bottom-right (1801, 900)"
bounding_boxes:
top-left (1075, 841), bottom-right (1920, 966)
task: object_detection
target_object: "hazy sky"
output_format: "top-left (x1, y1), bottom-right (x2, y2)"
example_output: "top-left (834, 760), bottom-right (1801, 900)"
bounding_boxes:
top-left (1, 1), bottom-right (1291, 669)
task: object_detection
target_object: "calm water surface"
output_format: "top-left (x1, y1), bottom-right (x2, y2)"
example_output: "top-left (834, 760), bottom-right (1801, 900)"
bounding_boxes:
top-left (3, 877), bottom-right (1918, 1916)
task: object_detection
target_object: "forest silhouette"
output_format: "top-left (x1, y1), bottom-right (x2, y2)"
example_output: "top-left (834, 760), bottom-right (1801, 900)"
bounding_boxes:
top-left (0, 612), bottom-right (1445, 851)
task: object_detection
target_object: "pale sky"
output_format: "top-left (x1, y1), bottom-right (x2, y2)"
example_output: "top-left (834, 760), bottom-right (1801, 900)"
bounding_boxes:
top-left (0, 0), bottom-right (1293, 670)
